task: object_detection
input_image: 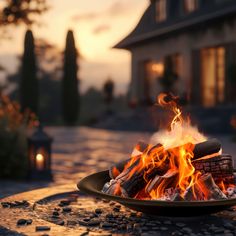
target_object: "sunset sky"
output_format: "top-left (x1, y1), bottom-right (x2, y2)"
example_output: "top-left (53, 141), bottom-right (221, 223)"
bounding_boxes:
top-left (0, 0), bottom-right (149, 94)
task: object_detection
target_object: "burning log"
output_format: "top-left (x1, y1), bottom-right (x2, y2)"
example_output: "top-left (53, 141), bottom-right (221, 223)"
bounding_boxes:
top-left (146, 169), bottom-right (178, 194)
top-left (109, 142), bottom-right (149, 179)
top-left (102, 179), bottom-right (122, 196)
top-left (102, 93), bottom-right (236, 201)
top-left (171, 192), bottom-right (184, 201)
top-left (193, 154), bottom-right (234, 185)
top-left (105, 145), bottom-right (166, 197)
top-left (226, 187), bottom-right (236, 198)
top-left (119, 158), bottom-right (167, 198)
top-left (197, 173), bottom-right (227, 200)
top-left (105, 139), bottom-right (222, 198)
top-left (109, 139), bottom-right (221, 180)
top-left (193, 138), bottom-right (221, 160)
top-left (184, 174), bottom-right (227, 201)
top-left (183, 185), bottom-right (204, 201)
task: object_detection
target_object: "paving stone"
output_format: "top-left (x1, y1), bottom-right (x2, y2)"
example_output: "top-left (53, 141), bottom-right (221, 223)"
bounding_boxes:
top-left (87, 220), bottom-right (101, 226)
top-left (67, 220), bottom-right (77, 226)
top-left (95, 208), bottom-right (102, 214)
top-left (164, 220), bottom-right (172, 225)
top-left (176, 222), bottom-right (186, 227)
top-left (101, 222), bottom-right (113, 228)
top-left (160, 227), bottom-right (168, 231)
top-left (63, 207), bottom-right (72, 213)
top-left (57, 220), bottom-right (65, 226)
top-left (16, 219), bottom-right (27, 226)
top-left (223, 222), bottom-right (235, 230)
top-left (35, 226), bottom-right (51, 231)
top-left (52, 211), bottom-right (60, 216)
top-left (80, 231), bottom-right (89, 236)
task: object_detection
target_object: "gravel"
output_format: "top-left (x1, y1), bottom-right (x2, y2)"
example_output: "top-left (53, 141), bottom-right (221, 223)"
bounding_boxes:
top-left (31, 192), bottom-right (236, 236)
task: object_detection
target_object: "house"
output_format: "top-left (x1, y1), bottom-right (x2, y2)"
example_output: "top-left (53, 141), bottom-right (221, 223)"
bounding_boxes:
top-left (115, 0), bottom-right (236, 108)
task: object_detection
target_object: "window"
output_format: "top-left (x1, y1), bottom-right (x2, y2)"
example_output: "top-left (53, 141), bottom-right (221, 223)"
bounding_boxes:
top-left (184, 0), bottom-right (198, 14)
top-left (156, 0), bottom-right (167, 22)
top-left (201, 47), bottom-right (225, 107)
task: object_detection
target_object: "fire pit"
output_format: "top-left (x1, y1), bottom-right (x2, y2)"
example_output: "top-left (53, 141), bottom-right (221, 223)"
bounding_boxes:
top-left (78, 170), bottom-right (236, 216)
top-left (78, 93), bottom-right (236, 216)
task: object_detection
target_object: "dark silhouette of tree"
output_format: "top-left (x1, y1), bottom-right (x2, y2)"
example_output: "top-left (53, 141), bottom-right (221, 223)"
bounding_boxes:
top-left (103, 78), bottom-right (114, 114)
top-left (62, 30), bottom-right (79, 126)
top-left (20, 29), bottom-right (38, 115)
top-left (0, 0), bottom-right (48, 27)
top-left (35, 39), bottom-right (62, 123)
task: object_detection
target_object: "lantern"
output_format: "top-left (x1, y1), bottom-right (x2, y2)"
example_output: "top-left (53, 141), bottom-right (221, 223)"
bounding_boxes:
top-left (28, 125), bottom-right (53, 180)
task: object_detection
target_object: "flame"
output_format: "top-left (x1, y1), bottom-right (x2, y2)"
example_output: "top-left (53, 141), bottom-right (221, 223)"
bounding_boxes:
top-left (144, 93), bottom-right (205, 199)
top-left (115, 93), bottom-right (231, 200)
top-left (111, 93), bottom-right (234, 200)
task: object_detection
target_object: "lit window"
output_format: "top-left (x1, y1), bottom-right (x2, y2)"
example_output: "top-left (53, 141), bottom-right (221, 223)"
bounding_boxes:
top-left (151, 63), bottom-right (164, 75)
top-left (184, 0), bottom-right (198, 14)
top-left (201, 47), bottom-right (225, 107)
top-left (156, 0), bottom-right (167, 22)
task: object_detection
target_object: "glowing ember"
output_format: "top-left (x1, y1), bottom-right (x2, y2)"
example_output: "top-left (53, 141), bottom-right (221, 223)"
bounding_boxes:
top-left (103, 93), bottom-right (236, 201)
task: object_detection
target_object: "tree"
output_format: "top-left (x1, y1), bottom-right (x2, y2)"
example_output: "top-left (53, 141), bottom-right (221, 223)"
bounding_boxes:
top-left (103, 78), bottom-right (114, 114)
top-left (20, 29), bottom-right (38, 115)
top-left (0, 0), bottom-right (48, 27)
top-left (62, 30), bottom-right (79, 125)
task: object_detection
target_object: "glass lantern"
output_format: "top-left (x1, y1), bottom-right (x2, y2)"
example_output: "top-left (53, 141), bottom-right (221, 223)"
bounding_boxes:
top-left (28, 125), bottom-right (53, 180)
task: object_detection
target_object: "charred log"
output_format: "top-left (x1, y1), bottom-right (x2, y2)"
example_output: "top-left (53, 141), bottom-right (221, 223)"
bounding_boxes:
top-left (193, 139), bottom-right (221, 160)
top-left (184, 173), bottom-right (227, 201)
top-left (105, 151), bottom-right (168, 197)
top-left (120, 160), bottom-right (168, 198)
top-left (171, 192), bottom-right (184, 201)
top-left (193, 154), bottom-right (234, 185)
top-left (109, 139), bottom-right (222, 179)
top-left (183, 185), bottom-right (205, 201)
top-left (109, 142), bottom-right (149, 179)
top-left (198, 173), bottom-right (227, 200)
top-left (146, 169), bottom-right (178, 194)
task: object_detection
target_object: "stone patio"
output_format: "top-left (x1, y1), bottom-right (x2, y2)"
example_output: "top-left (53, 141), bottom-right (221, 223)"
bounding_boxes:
top-left (0, 127), bottom-right (236, 235)
top-left (0, 127), bottom-right (150, 198)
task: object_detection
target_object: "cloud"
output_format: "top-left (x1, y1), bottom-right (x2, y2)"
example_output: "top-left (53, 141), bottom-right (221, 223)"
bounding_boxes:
top-left (107, 1), bottom-right (128, 16)
top-left (71, 12), bottom-right (98, 22)
top-left (92, 24), bottom-right (111, 35)
top-left (71, 0), bottom-right (131, 23)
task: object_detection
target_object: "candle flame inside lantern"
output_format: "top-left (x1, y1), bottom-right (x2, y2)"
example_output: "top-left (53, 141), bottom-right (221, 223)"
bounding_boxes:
top-left (36, 153), bottom-right (44, 171)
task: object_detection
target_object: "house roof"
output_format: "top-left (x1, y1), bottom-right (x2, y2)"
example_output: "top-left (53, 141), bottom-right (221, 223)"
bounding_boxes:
top-left (114, 0), bottom-right (236, 49)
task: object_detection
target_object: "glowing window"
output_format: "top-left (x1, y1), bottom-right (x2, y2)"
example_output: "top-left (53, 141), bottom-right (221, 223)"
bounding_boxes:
top-left (201, 47), bottom-right (225, 107)
top-left (184, 0), bottom-right (198, 13)
top-left (156, 0), bottom-right (167, 22)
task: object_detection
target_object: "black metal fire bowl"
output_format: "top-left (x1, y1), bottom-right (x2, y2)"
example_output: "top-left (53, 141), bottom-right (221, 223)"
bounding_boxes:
top-left (78, 170), bottom-right (236, 217)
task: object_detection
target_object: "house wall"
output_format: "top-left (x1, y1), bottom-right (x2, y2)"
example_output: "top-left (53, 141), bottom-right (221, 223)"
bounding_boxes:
top-left (130, 18), bottom-right (236, 104)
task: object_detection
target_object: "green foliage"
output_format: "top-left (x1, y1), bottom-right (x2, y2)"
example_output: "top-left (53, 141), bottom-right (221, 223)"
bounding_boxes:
top-left (62, 30), bottom-right (79, 126)
top-left (20, 29), bottom-right (39, 115)
top-left (0, 94), bottom-right (36, 179)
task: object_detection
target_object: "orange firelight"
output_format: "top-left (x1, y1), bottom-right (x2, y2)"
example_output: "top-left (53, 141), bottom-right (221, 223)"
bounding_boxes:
top-left (115, 93), bottom-right (230, 200)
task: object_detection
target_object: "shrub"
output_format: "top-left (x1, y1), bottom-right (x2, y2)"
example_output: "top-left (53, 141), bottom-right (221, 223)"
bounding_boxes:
top-left (0, 94), bottom-right (36, 179)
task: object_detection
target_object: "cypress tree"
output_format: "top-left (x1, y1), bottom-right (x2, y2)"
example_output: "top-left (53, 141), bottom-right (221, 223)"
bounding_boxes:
top-left (20, 29), bottom-right (38, 115)
top-left (62, 30), bottom-right (79, 125)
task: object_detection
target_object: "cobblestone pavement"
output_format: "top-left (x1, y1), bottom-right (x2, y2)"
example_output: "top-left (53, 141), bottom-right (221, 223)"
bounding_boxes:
top-left (0, 127), bottom-right (235, 198)
top-left (1, 127), bottom-right (236, 236)
top-left (0, 127), bottom-right (150, 198)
